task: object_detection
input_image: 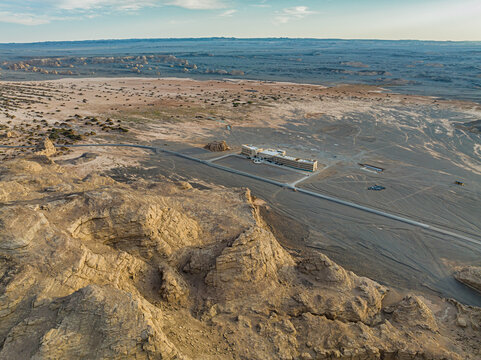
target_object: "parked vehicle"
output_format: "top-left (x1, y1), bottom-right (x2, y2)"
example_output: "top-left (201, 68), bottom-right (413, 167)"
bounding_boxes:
top-left (368, 185), bottom-right (386, 191)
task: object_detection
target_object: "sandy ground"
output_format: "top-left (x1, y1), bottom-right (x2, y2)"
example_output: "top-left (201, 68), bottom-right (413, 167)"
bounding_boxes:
top-left (1, 77), bottom-right (479, 148)
top-left (1, 76), bottom-right (479, 166)
top-left (1, 77), bottom-right (480, 305)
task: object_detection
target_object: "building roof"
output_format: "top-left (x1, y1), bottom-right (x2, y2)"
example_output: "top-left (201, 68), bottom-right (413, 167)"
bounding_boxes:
top-left (259, 149), bottom-right (285, 157)
top-left (243, 145), bottom-right (316, 165)
top-left (242, 144), bottom-right (261, 151)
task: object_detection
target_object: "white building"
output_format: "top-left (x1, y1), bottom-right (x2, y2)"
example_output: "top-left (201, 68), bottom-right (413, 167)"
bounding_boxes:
top-left (241, 144), bottom-right (317, 171)
top-left (272, 154), bottom-right (318, 171)
top-left (258, 149), bottom-right (286, 160)
top-left (241, 145), bottom-right (262, 158)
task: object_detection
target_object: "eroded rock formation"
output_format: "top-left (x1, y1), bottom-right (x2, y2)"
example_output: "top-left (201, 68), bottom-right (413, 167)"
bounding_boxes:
top-left (33, 137), bottom-right (56, 157)
top-left (204, 140), bottom-right (230, 152)
top-left (454, 266), bottom-right (481, 294)
top-left (0, 157), bottom-right (479, 359)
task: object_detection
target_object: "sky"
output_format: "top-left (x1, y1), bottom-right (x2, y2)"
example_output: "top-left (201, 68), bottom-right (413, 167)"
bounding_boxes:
top-left (0, 0), bottom-right (480, 43)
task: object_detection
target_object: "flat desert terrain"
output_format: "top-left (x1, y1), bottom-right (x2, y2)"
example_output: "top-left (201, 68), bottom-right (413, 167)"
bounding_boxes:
top-left (1, 77), bottom-right (480, 305)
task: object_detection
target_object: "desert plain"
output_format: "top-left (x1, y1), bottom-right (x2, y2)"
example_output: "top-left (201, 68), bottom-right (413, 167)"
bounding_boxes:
top-left (1, 77), bottom-right (481, 359)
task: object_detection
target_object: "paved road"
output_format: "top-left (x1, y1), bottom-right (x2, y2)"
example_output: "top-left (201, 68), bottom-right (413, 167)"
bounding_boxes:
top-left (3, 142), bottom-right (480, 247)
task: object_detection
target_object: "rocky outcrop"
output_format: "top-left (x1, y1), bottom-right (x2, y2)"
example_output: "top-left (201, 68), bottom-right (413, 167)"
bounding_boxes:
top-left (205, 226), bottom-right (295, 299)
top-left (68, 193), bottom-right (202, 258)
top-left (0, 158), bottom-right (479, 359)
top-left (291, 254), bottom-right (387, 324)
top-left (0, 131), bottom-right (16, 138)
top-left (160, 265), bottom-right (190, 306)
top-left (454, 119), bottom-right (481, 134)
top-left (384, 295), bottom-right (438, 332)
top-left (0, 206), bottom-right (49, 250)
top-left (454, 266), bottom-right (481, 294)
top-left (0, 285), bottom-right (182, 360)
top-left (34, 137), bottom-right (56, 157)
top-left (204, 140), bottom-right (230, 152)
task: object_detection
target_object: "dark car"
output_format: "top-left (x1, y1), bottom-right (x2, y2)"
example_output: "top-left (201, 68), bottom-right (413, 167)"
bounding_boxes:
top-left (368, 185), bottom-right (386, 191)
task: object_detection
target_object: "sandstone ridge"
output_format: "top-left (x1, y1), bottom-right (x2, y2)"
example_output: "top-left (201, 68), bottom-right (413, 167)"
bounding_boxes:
top-left (0, 158), bottom-right (479, 359)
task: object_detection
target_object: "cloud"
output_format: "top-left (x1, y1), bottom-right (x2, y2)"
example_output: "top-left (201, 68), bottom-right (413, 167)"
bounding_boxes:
top-left (54, 0), bottom-right (156, 11)
top-left (165, 0), bottom-right (226, 10)
top-left (0, 0), bottom-right (227, 26)
top-left (0, 11), bottom-right (52, 25)
top-left (220, 9), bottom-right (237, 17)
top-left (250, 0), bottom-right (270, 8)
top-left (275, 6), bottom-right (316, 24)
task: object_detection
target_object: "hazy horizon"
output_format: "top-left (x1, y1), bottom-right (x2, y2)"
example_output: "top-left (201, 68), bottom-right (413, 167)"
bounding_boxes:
top-left (2, 36), bottom-right (481, 45)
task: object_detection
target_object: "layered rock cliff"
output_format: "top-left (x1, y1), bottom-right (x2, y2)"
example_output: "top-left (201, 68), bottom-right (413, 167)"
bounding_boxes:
top-left (0, 157), bottom-right (479, 359)
top-left (454, 266), bottom-right (481, 294)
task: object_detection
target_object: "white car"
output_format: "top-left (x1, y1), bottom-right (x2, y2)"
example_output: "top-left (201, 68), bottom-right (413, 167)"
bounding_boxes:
top-left (253, 159), bottom-right (262, 164)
